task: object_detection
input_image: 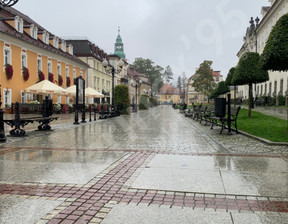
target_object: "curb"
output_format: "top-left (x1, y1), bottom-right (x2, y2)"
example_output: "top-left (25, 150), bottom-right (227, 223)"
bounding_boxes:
top-left (238, 130), bottom-right (288, 146)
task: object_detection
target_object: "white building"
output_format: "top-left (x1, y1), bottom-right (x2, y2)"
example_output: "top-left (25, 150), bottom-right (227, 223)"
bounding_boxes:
top-left (185, 71), bottom-right (223, 104)
top-left (237, 0), bottom-right (288, 103)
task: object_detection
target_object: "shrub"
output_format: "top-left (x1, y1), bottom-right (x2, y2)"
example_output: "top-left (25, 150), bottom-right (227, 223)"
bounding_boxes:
top-left (114, 85), bottom-right (130, 114)
top-left (139, 94), bottom-right (149, 110)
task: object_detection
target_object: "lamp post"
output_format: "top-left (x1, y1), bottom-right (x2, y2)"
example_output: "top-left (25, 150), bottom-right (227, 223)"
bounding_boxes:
top-left (102, 58), bottom-right (124, 110)
top-left (131, 79), bottom-right (142, 112)
top-left (0, 85), bottom-right (6, 142)
top-left (0, 0), bottom-right (19, 8)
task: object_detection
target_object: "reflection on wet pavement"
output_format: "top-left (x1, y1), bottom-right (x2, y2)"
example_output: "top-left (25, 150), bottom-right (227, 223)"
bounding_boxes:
top-left (0, 106), bottom-right (287, 223)
top-left (0, 149), bottom-right (126, 184)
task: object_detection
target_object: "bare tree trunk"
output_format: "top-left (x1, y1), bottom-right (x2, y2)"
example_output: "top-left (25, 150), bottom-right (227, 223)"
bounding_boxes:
top-left (286, 96), bottom-right (288, 135)
top-left (248, 83), bottom-right (252, 118)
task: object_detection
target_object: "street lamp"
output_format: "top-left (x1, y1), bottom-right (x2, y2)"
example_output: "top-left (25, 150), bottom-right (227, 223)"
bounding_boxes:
top-left (131, 79), bottom-right (142, 112)
top-left (0, 0), bottom-right (19, 7)
top-left (0, 85), bottom-right (6, 142)
top-left (102, 58), bottom-right (124, 110)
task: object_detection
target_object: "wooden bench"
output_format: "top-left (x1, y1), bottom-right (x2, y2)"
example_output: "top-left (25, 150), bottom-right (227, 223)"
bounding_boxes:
top-left (210, 106), bottom-right (241, 134)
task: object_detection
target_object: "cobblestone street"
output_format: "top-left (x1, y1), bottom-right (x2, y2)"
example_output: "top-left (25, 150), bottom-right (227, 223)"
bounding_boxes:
top-left (0, 105), bottom-right (287, 224)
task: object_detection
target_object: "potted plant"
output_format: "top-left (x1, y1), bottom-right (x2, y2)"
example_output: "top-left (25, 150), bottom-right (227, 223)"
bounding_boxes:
top-left (38, 71), bottom-right (45, 81)
top-left (4, 103), bottom-right (12, 114)
top-left (5, 64), bottom-right (13, 79)
top-left (23, 66), bottom-right (29, 81)
top-left (58, 75), bottom-right (63, 86)
top-left (66, 77), bottom-right (71, 87)
top-left (48, 73), bottom-right (54, 82)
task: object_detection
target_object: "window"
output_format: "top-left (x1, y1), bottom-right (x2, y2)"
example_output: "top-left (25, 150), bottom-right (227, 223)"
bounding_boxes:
top-left (30, 24), bottom-right (38, 39)
top-left (21, 52), bottom-right (27, 69)
top-left (3, 89), bottom-right (12, 106)
top-left (57, 95), bottom-right (61, 103)
top-left (57, 64), bottom-right (61, 76)
top-left (47, 61), bottom-right (52, 74)
top-left (80, 70), bottom-right (83, 77)
top-left (65, 66), bottom-right (69, 77)
top-left (66, 96), bottom-right (69, 104)
top-left (37, 57), bottom-right (42, 71)
top-left (260, 85), bottom-right (263, 96)
top-left (68, 44), bottom-right (73, 55)
top-left (102, 79), bottom-right (105, 89)
top-left (14, 16), bottom-right (23, 33)
top-left (274, 81), bottom-right (277, 96)
top-left (53, 37), bottom-right (59, 48)
top-left (4, 47), bottom-right (11, 66)
top-left (21, 91), bottom-right (27, 103)
top-left (73, 68), bottom-right (76, 79)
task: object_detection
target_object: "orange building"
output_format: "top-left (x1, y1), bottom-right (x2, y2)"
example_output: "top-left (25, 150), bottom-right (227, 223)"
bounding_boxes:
top-left (0, 7), bottom-right (89, 109)
top-left (158, 83), bottom-right (181, 104)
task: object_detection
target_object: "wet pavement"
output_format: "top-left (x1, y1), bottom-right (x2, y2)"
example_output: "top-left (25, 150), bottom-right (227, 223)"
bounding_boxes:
top-left (0, 105), bottom-right (287, 223)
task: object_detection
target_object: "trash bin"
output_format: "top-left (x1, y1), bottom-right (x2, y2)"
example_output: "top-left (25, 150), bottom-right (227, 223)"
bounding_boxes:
top-left (214, 98), bottom-right (226, 117)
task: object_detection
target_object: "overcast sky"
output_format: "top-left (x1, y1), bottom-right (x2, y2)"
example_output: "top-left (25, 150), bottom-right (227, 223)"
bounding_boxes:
top-left (14, 0), bottom-right (268, 82)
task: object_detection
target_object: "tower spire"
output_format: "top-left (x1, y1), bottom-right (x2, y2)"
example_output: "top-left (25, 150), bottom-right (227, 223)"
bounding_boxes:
top-left (114, 27), bottom-right (126, 59)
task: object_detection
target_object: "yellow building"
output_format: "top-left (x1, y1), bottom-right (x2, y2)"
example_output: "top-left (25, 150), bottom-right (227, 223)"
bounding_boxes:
top-left (158, 83), bottom-right (181, 104)
top-left (0, 7), bottom-right (88, 109)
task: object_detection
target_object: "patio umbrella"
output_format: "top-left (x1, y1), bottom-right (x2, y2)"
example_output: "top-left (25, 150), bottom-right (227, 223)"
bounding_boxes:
top-left (24, 80), bottom-right (67, 95)
top-left (66, 85), bottom-right (104, 98)
top-left (66, 85), bottom-right (76, 96)
top-left (85, 87), bottom-right (104, 98)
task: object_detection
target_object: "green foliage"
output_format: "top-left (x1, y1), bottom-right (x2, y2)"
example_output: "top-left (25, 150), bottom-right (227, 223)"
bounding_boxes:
top-left (163, 65), bottom-right (174, 83)
top-left (139, 94), bottom-right (149, 110)
top-left (233, 52), bottom-right (269, 118)
top-left (233, 52), bottom-right (269, 85)
top-left (238, 108), bottom-right (287, 142)
top-left (209, 81), bottom-right (230, 99)
top-left (225, 67), bottom-right (235, 86)
top-left (149, 97), bottom-right (158, 107)
top-left (131, 58), bottom-right (164, 92)
top-left (177, 76), bottom-right (182, 90)
top-left (192, 60), bottom-right (214, 97)
top-left (260, 13), bottom-right (288, 71)
top-left (114, 85), bottom-right (130, 114)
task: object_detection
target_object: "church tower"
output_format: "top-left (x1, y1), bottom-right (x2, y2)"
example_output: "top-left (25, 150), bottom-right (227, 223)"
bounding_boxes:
top-left (114, 27), bottom-right (126, 59)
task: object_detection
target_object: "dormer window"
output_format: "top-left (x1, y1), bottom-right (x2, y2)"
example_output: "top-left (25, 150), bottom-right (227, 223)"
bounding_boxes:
top-left (42, 31), bottom-right (49, 44)
top-left (14, 16), bottom-right (23, 33)
top-left (68, 44), bottom-right (73, 55)
top-left (30, 24), bottom-right (38, 39)
top-left (53, 36), bottom-right (59, 48)
top-left (61, 39), bottom-right (66, 52)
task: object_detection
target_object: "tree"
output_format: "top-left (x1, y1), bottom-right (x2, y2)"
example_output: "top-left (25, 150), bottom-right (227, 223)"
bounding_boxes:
top-left (177, 76), bottom-right (182, 91)
top-left (209, 81), bottom-right (230, 99)
top-left (163, 65), bottom-right (174, 83)
top-left (181, 72), bottom-right (187, 100)
top-left (225, 67), bottom-right (236, 105)
top-left (259, 13), bottom-right (288, 134)
top-left (233, 52), bottom-right (269, 118)
top-left (260, 13), bottom-right (288, 71)
top-left (131, 58), bottom-right (164, 93)
top-left (114, 85), bottom-right (130, 114)
top-left (192, 60), bottom-right (214, 99)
